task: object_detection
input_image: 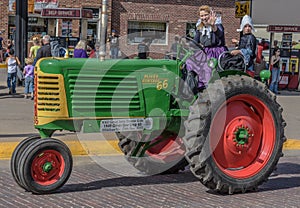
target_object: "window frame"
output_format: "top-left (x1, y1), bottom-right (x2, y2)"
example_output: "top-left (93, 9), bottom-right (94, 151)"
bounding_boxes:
top-left (127, 21), bottom-right (168, 45)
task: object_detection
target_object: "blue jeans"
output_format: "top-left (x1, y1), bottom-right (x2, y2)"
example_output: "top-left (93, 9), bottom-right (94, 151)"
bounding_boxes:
top-left (7, 72), bottom-right (17, 93)
top-left (110, 47), bottom-right (119, 59)
top-left (24, 76), bottom-right (34, 94)
top-left (269, 68), bottom-right (280, 94)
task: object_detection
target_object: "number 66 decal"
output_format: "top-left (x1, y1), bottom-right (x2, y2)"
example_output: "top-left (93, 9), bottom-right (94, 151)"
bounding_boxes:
top-left (156, 80), bottom-right (168, 90)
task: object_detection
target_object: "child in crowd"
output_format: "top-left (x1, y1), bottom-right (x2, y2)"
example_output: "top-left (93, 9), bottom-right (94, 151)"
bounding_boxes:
top-left (231, 15), bottom-right (257, 71)
top-left (5, 49), bottom-right (20, 94)
top-left (23, 57), bottom-right (34, 99)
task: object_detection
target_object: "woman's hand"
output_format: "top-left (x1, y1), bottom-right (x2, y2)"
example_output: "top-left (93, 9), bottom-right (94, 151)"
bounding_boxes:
top-left (231, 49), bottom-right (241, 56)
top-left (208, 10), bottom-right (216, 26)
top-left (231, 39), bottom-right (239, 45)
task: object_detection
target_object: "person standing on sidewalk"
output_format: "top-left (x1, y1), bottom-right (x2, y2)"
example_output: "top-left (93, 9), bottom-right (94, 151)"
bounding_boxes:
top-left (170, 35), bottom-right (180, 60)
top-left (29, 37), bottom-right (41, 59)
top-left (269, 47), bottom-right (281, 94)
top-left (5, 49), bottom-right (20, 94)
top-left (73, 40), bottom-right (88, 58)
top-left (23, 57), bottom-right (34, 99)
top-left (33, 35), bottom-right (52, 66)
top-left (107, 29), bottom-right (119, 59)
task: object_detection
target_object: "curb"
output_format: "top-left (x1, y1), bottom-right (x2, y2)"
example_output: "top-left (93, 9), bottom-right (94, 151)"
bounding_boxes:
top-left (0, 63), bottom-right (6, 68)
top-left (1, 139), bottom-right (300, 160)
top-left (0, 140), bottom-right (122, 160)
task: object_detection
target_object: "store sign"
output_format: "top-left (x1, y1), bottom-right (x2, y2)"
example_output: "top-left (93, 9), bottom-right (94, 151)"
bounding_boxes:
top-left (41, 8), bottom-right (93, 19)
top-left (267, 25), bottom-right (300, 33)
top-left (235, 1), bottom-right (251, 18)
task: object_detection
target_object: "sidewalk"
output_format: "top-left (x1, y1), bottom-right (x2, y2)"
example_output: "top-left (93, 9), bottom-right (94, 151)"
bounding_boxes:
top-left (0, 65), bottom-right (300, 159)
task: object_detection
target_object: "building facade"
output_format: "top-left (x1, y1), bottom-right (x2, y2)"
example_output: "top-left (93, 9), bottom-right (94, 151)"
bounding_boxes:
top-left (1, 0), bottom-right (240, 57)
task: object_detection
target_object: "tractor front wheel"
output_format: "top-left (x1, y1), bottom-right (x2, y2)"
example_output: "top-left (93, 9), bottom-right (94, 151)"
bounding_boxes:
top-left (11, 135), bottom-right (41, 190)
top-left (184, 75), bottom-right (286, 194)
top-left (17, 138), bottom-right (73, 194)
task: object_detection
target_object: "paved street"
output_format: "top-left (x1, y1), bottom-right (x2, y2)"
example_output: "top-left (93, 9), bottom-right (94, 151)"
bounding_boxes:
top-left (0, 154), bottom-right (300, 207)
top-left (1, 66), bottom-right (300, 207)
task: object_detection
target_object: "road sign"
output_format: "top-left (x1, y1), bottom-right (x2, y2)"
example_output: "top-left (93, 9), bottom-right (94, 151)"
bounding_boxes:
top-left (235, 1), bottom-right (251, 18)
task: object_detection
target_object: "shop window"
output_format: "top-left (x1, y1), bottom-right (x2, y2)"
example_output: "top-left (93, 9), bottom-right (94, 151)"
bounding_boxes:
top-left (62, 20), bottom-right (72, 37)
top-left (186, 22), bottom-right (196, 38)
top-left (127, 21), bottom-right (167, 45)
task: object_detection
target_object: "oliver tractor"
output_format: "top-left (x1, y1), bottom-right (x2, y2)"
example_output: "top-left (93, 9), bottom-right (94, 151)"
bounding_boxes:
top-left (11, 37), bottom-right (285, 195)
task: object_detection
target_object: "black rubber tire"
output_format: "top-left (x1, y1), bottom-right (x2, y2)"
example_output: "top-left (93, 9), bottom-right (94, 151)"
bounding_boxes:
top-left (117, 131), bottom-right (188, 175)
top-left (10, 135), bottom-right (41, 190)
top-left (17, 138), bottom-right (73, 194)
top-left (183, 75), bottom-right (286, 194)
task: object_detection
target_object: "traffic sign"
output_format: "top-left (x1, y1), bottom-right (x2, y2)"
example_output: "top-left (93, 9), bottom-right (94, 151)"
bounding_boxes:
top-left (235, 1), bottom-right (251, 18)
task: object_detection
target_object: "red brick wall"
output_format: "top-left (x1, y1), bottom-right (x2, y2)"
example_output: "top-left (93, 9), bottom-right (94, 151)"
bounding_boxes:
top-left (0, 0), bottom-right (240, 57)
top-left (56, 0), bottom-right (103, 37)
top-left (111, 0), bottom-right (240, 57)
top-left (0, 0), bottom-right (9, 40)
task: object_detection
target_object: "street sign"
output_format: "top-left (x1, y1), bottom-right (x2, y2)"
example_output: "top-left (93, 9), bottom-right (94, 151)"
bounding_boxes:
top-left (235, 1), bottom-right (251, 18)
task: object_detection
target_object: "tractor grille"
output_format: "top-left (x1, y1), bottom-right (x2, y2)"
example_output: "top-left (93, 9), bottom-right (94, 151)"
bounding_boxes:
top-left (37, 75), bottom-right (61, 112)
top-left (68, 72), bottom-right (141, 113)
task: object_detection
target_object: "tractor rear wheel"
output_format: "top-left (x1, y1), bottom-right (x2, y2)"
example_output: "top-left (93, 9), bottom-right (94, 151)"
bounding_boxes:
top-left (184, 75), bottom-right (286, 194)
top-left (17, 138), bottom-right (73, 194)
top-left (117, 131), bottom-right (187, 175)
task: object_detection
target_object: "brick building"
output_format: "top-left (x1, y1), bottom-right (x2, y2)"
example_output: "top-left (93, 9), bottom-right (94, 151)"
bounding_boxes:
top-left (1, 0), bottom-right (240, 57)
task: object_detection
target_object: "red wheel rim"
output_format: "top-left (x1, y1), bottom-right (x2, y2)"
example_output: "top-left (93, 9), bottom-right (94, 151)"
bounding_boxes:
top-left (210, 94), bottom-right (275, 179)
top-left (146, 134), bottom-right (185, 162)
top-left (31, 150), bottom-right (65, 185)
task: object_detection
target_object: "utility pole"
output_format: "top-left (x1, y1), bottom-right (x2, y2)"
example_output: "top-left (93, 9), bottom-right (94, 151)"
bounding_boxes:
top-left (99, 0), bottom-right (108, 61)
top-left (15, 0), bottom-right (28, 68)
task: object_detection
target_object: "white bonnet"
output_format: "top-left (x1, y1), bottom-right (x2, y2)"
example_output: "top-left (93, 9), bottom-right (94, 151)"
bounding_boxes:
top-left (237, 15), bottom-right (256, 32)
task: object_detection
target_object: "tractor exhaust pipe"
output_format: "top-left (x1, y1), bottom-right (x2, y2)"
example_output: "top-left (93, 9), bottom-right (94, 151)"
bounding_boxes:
top-left (99, 0), bottom-right (108, 61)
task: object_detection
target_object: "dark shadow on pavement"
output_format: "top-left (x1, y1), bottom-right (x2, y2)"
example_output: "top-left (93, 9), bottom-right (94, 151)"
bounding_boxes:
top-left (0, 93), bottom-right (25, 99)
top-left (0, 133), bottom-right (39, 138)
top-left (276, 162), bottom-right (300, 175)
top-left (59, 171), bottom-right (199, 194)
top-left (58, 162), bottom-right (300, 195)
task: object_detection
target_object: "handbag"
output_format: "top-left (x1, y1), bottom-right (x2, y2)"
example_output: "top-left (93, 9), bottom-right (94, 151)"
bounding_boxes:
top-left (269, 64), bottom-right (273, 70)
top-left (16, 66), bottom-right (24, 80)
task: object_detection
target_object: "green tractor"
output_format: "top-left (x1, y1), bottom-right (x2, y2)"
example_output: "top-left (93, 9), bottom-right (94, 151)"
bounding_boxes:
top-left (11, 37), bottom-right (285, 194)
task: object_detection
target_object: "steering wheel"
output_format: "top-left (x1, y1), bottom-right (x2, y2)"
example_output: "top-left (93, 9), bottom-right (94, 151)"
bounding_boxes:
top-left (182, 36), bottom-right (205, 51)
